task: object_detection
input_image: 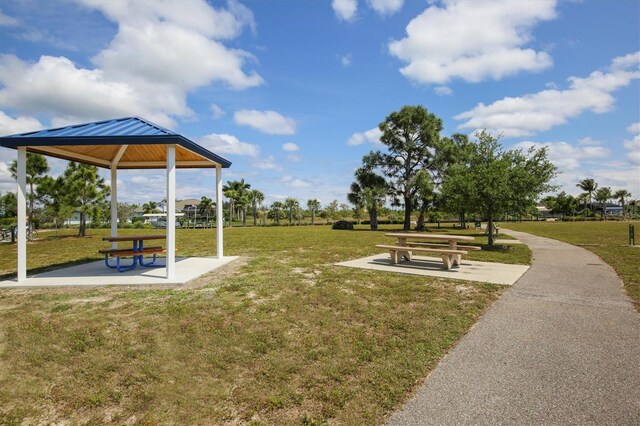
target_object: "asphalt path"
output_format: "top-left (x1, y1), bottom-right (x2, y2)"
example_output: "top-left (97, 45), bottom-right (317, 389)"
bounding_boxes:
top-left (386, 229), bottom-right (640, 425)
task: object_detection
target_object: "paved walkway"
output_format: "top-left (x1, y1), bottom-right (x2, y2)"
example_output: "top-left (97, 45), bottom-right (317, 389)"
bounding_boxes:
top-left (387, 229), bottom-right (640, 425)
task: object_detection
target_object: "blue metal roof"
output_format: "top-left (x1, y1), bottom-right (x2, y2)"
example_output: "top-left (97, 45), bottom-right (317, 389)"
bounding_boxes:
top-left (0, 117), bottom-right (231, 169)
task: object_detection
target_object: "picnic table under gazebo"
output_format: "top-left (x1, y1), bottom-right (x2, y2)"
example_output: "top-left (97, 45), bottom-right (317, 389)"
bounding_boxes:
top-left (0, 117), bottom-right (236, 287)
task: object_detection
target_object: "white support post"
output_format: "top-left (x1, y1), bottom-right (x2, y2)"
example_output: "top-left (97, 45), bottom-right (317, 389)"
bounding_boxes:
top-left (110, 166), bottom-right (118, 249)
top-left (216, 165), bottom-right (223, 259)
top-left (166, 145), bottom-right (176, 279)
top-left (17, 147), bottom-right (27, 282)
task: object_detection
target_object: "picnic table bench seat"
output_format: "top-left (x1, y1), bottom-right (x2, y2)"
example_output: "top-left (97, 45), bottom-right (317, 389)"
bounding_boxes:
top-left (99, 246), bottom-right (165, 257)
top-left (375, 244), bottom-right (468, 269)
top-left (404, 242), bottom-right (481, 251)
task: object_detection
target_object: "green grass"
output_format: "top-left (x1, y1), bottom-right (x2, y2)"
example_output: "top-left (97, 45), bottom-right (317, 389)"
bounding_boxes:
top-left (0, 225), bottom-right (529, 425)
top-left (502, 221), bottom-right (640, 310)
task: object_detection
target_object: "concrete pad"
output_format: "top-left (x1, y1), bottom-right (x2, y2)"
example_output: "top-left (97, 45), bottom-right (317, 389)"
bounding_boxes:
top-left (0, 256), bottom-right (238, 288)
top-left (336, 253), bottom-right (529, 286)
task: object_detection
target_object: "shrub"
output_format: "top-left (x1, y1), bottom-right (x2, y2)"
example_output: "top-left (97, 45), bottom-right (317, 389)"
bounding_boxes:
top-left (332, 220), bottom-right (354, 230)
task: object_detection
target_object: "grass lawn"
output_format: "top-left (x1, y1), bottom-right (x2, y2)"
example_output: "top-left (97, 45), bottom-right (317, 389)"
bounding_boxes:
top-left (0, 225), bottom-right (529, 425)
top-left (502, 221), bottom-right (640, 310)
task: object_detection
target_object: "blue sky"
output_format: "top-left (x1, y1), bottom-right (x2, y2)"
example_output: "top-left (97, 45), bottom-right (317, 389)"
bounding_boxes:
top-left (0, 0), bottom-right (638, 206)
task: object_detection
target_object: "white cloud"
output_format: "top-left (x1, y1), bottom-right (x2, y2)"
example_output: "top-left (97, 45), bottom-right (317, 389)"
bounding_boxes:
top-left (367, 0), bottom-right (403, 16)
top-left (332, 0), bottom-right (357, 21)
top-left (434, 85), bottom-right (452, 96)
top-left (578, 137), bottom-right (603, 146)
top-left (347, 127), bottom-right (382, 146)
top-left (388, 0), bottom-right (556, 85)
top-left (625, 122), bottom-right (640, 165)
top-left (252, 155), bottom-right (281, 170)
top-left (341, 54), bottom-right (352, 67)
top-left (0, 10), bottom-right (19, 27)
top-left (282, 175), bottom-right (311, 188)
top-left (0, 111), bottom-right (43, 135)
top-left (512, 140), bottom-right (610, 172)
top-left (456, 51), bottom-right (640, 137)
top-left (282, 142), bottom-right (300, 152)
top-left (210, 103), bottom-right (226, 119)
top-left (286, 154), bottom-right (302, 162)
top-left (234, 109), bottom-right (296, 135)
top-left (627, 122), bottom-right (640, 134)
top-left (199, 133), bottom-right (260, 157)
top-left (0, 0), bottom-right (262, 129)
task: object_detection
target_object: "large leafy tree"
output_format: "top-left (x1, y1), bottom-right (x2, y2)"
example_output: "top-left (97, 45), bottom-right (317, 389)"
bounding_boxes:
top-left (249, 190), bottom-right (264, 226)
top-left (307, 199), bottom-right (321, 226)
top-left (117, 202), bottom-right (138, 225)
top-left (37, 176), bottom-right (74, 233)
top-left (347, 166), bottom-right (387, 230)
top-left (61, 162), bottom-right (109, 236)
top-left (442, 131), bottom-right (557, 246)
top-left (0, 191), bottom-right (17, 219)
top-left (10, 153), bottom-right (49, 234)
top-left (365, 105), bottom-right (446, 230)
top-left (576, 178), bottom-right (598, 215)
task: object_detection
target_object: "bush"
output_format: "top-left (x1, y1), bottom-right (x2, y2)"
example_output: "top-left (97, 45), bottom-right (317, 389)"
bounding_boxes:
top-left (332, 220), bottom-right (354, 230)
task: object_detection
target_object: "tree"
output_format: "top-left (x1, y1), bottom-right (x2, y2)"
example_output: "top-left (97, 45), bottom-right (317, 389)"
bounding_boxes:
top-left (347, 167), bottom-right (387, 230)
top-left (543, 192), bottom-right (578, 220)
top-left (223, 179), bottom-right (251, 224)
top-left (249, 190), bottom-right (264, 226)
top-left (0, 191), bottom-right (17, 219)
top-left (365, 105), bottom-right (444, 230)
top-left (576, 178), bottom-right (598, 216)
top-left (284, 197), bottom-right (299, 225)
top-left (117, 202), bottom-right (138, 225)
top-left (10, 153), bottom-right (49, 235)
top-left (270, 201), bottom-right (283, 225)
top-left (198, 196), bottom-right (214, 225)
top-left (307, 199), bottom-right (321, 226)
top-left (595, 186), bottom-right (613, 219)
top-left (142, 201), bottom-right (159, 214)
top-left (37, 176), bottom-right (73, 233)
top-left (613, 189), bottom-right (631, 218)
top-left (442, 131), bottom-right (557, 247)
top-left (61, 162), bottom-right (110, 236)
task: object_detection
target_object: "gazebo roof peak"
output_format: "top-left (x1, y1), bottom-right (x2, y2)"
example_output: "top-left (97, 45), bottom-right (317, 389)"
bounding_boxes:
top-left (0, 116), bottom-right (231, 169)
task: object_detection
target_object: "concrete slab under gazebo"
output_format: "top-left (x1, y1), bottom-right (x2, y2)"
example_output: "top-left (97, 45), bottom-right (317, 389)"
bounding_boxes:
top-left (0, 117), bottom-right (234, 287)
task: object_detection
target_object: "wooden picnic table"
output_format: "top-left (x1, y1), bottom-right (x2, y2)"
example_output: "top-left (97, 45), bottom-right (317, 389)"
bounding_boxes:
top-left (377, 233), bottom-right (480, 269)
top-left (100, 235), bottom-right (166, 272)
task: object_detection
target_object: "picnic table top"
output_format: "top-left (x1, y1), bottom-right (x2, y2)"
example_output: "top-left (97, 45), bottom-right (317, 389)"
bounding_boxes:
top-left (102, 235), bottom-right (165, 242)
top-left (384, 232), bottom-right (475, 241)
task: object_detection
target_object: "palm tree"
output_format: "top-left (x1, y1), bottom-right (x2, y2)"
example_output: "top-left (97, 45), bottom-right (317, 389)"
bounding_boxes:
top-left (142, 201), bottom-right (159, 214)
top-left (347, 167), bottom-right (387, 231)
top-left (576, 178), bottom-right (598, 216)
top-left (198, 196), bottom-right (214, 226)
top-left (283, 197), bottom-right (299, 225)
top-left (222, 179), bottom-right (251, 224)
top-left (270, 201), bottom-right (283, 225)
top-left (249, 190), bottom-right (265, 226)
top-left (595, 186), bottom-right (612, 220)
top-left (236, 192), bottom-right (251, 226)
top-left (576, 192), bottom-right (589, 220)
top-left (613, 189), bottom-right (631, 218)
top-left (10, 153), bottom-right (49, 238)
top-left (307, 199), bottom-right (321, 226)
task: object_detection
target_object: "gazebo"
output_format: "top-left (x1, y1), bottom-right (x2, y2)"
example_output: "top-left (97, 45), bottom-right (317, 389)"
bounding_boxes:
top-left (0, 117), bottom-right (232, 285)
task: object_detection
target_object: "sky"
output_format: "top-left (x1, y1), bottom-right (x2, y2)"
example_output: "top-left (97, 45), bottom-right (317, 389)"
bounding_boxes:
top-left (0, 0), bottom-right (638, 207)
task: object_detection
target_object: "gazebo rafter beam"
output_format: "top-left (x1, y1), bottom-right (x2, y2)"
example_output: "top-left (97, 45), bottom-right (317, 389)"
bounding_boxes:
top-left (111, 144), bottom-right (128, 166)
top-left (32, 146), bottom-right (111, 167)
